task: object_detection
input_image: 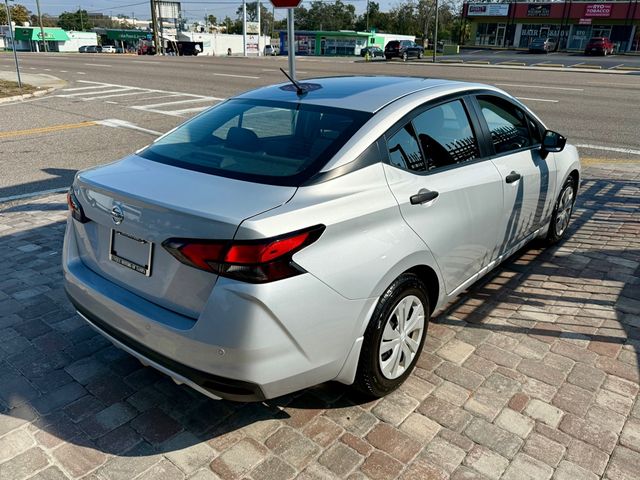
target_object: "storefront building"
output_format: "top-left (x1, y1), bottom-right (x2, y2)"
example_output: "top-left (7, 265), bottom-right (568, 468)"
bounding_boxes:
top-left (13, 27), bottom-right (69, 52)
top-left (279, 31), bottom-right (415, 56)
top-left (463, 1), bottom-right (640, 52)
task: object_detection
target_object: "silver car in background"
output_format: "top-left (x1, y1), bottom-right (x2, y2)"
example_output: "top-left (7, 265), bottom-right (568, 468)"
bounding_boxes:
top-left (64, 77), bottom-right (580, 401)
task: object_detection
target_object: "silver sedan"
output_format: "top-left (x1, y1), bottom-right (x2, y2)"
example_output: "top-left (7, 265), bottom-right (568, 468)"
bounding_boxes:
top-left (63, 76), bottom-right (580, 401)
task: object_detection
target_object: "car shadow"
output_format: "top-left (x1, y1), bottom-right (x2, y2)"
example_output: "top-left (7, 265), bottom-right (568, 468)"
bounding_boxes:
top-left (0, 168), bottom-right (637, 461)
top-left (0, 168), bottom-right (77, 202)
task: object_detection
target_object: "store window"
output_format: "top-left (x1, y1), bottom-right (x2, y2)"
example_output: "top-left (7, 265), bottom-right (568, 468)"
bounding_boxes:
top-left (568, 25), bottom-right (591, 50)
top-left (476, 23), bottom-right (505, 46)
top-left (518, 24), bottom-right (562, 48)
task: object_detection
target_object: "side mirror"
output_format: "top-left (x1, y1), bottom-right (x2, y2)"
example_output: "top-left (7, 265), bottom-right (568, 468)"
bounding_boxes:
top-left (542, 130), bottom-right (566, 154)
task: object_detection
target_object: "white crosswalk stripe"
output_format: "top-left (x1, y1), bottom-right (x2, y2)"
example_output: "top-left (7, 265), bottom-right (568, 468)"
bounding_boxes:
top-left (54, 80), bottom-right (222, 117)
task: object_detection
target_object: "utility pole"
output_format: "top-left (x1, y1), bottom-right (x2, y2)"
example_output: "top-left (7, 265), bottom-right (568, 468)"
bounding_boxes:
top-left (150, 0), bottom-right (160, 55)
top-left (287, 8), bottom-right (295, 80)
top-left (4, 0), bottom-right (22, 87)
top-left (35, 0), bottom-right (47, 52)
top-left (366, 0), bottom-right (370, 31)
top-left (78, 5), bottom-right (84, 30)
top-left (242, 0), bottom-right (247, 56)
top-left (432, 0), bottom-right (439, 63)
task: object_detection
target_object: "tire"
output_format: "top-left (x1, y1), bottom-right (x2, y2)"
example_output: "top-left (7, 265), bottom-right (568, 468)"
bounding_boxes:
top-left (402, 52), bottom-right (408, 62)
top-left (546, 176), bottom-right (576, 244)
top-left (418, 51), bottom-right (423, 60)
top-left (354, 273), bottom-right (429, 398)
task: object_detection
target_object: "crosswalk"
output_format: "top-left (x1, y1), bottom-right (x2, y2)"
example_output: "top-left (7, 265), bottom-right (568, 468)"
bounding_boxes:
top-left (55, 80), bottom-right (223, 117)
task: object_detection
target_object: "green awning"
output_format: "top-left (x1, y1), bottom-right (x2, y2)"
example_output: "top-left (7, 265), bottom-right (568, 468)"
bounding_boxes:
top-left (14, 27), bottom-right (69, 42)
top-left (106, 29), bottom-right (150, 41)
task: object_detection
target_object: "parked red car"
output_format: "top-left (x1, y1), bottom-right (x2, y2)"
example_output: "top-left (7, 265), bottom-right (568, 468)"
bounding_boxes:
top-left (584, 37), bottom-right (614, 56)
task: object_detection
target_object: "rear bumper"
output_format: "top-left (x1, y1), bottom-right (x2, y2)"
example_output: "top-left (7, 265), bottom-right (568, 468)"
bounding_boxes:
top-left (63, 217), bottom-right (375, 400)
top-left (69, 297), bottom-right (265, 401)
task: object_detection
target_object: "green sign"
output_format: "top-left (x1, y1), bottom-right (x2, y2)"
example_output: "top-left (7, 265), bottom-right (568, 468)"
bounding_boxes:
top-left (106, 29), bottom-right (149, 41)
top-left (14, 27), bottom-right (69, 41)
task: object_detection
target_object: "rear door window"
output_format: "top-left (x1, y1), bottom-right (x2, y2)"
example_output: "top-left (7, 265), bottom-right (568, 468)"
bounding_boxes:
top-left (411, 100), bottom-right (480, 171)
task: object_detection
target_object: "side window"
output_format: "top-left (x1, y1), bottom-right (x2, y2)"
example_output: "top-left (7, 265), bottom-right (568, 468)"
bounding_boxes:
top-left (412, 100), bottom-right (480, 171)
top-left (477, 96), bottom-right (533, 154)
top-left (386, 123), bottom-right (426, 172)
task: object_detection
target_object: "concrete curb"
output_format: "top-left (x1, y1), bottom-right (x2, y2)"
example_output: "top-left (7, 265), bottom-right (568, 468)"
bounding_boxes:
top-left (571, 64), bottom-right (603, 69)
top-left (404, 61), bottom-right (634, 75)
top-left (0, 87), bottom-right (56, 104)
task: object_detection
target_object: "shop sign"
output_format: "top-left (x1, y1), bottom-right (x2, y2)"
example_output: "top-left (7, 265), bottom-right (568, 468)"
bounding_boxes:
top-left (467, 4), bottom-right (509, 17)
top-left (527, 4), bottom-right (551, 17)
top-left (579, 18), bottom-right (592, 25)
top-left (585, 4), bottom-right (612, 17)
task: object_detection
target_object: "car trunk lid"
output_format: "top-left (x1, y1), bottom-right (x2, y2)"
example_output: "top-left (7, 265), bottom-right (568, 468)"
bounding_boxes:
top-left (72, 154), bottom-right (296, 319)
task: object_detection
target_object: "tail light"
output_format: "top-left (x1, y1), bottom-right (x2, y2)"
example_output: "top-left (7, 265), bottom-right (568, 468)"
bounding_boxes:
top-left (67, 187), bottom-right (89, 223)
top-left (162, 225), bottom-right (325, 283)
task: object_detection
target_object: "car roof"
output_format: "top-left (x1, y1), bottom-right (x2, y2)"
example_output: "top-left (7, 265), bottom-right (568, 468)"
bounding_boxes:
top-left (234, 76), bottom-right (468, 113)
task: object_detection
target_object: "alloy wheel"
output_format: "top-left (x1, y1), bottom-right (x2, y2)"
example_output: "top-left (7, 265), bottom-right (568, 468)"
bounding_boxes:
top-left (554, 186), bottom-right (574, 237)
top-left (378, 295), bottom-right (425, 380)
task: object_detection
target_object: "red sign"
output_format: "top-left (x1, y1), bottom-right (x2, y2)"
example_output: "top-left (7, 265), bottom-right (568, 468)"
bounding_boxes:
top-left (585, 4), bottom-right (612, 17)
top-left (579, 18), bottom-right (592, 25)
top-left (270, 0), bottom-right (302, 7)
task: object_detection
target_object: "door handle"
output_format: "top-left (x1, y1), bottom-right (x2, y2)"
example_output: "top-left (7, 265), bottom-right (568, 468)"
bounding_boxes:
top-left (410, 190), bottom-right (439, 205)
top-left (505, 171), bottom-right (522, 184)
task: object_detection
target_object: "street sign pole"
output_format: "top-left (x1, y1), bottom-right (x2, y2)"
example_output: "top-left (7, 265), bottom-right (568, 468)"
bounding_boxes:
top-left (287, 8), bottom-right (296, 80)
top-left (243, 0), bottom-right (247, 57)
top-left (4, 0), bottom-right (22, 88)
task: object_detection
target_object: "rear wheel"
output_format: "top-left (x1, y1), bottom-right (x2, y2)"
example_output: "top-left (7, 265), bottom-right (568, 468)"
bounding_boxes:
top-left (546, 177), bottom-right (575, 244)
top-left (354, 273), bottom-right (429, 398)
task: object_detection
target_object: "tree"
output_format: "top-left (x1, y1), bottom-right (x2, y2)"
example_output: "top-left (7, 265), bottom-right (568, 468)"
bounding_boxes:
top-left (0, 3), bottom-right (31, 25)
top-left (29, 13), bottom-right (57, 27)
top-left (295, 1), bottom-right (356, 31)
top-left (207, 14), bottom-right (217, 27)
top-left (57, 9), bottom-right (93, 31)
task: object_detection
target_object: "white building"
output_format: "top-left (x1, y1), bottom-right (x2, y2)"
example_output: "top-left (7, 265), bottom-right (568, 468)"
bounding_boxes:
top-left (177, 32), bottom-right (271, 56)
top-left (59, 31), bottom-right (99, 52)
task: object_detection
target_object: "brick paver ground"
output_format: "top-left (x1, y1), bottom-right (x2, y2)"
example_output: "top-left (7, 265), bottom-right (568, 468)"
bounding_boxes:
top-left (0, 163), bottom-right (638, 480)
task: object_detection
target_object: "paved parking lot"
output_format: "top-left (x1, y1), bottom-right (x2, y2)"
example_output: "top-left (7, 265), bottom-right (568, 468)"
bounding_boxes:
top-left (0, 161), bottom-right (638, 479)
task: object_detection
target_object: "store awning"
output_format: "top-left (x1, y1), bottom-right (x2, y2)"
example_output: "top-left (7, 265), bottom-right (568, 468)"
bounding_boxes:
top-left (14, 27), bottom-right (69, 42)
top-left (105, 29), bottom-right (150, 41)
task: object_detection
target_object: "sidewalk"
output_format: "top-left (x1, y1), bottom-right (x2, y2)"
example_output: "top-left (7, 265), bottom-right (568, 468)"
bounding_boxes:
top-left (0, 163), bottom-right (638, 480)
top-left (0, 71), bottom-right (65, 102)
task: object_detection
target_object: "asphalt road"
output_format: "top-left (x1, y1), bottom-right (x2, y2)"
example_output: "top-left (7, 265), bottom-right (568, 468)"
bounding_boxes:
top-left (0, 52), bottom-right (639, 200)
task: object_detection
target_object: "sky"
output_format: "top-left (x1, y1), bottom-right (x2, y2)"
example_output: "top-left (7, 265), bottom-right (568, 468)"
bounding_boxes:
top-left (18, 1), bottom-right (375, 24)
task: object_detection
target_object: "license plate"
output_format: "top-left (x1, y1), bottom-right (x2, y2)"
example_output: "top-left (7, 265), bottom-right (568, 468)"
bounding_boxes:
top-left (109, 230), bottom-right (153, 276)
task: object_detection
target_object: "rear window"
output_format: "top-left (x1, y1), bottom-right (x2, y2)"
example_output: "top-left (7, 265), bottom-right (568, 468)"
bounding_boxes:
top-left (139, 99), bottom-right (371, 186)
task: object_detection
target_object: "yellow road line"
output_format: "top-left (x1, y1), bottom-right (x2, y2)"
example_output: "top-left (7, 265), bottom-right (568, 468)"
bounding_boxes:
top-left (0, 121), bottom-right (97, 139)
top-left (581, 157), bottom-right (639, 165)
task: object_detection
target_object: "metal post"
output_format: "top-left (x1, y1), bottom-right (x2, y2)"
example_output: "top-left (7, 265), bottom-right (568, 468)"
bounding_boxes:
top-left (4, 0), bottom-right (22, 88)
top-left (257, 1), bottom-right (261, 56)
top-left (432, 0), bottom-right (439, 63)
top-left (79, 5), bottom-right (84, 30)
top-left (35, 0), bottom-right (47, 52)
top-left (287, 8), bottom-right (296, 80)
top-left (242, 0), bottom-right (247, 57)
